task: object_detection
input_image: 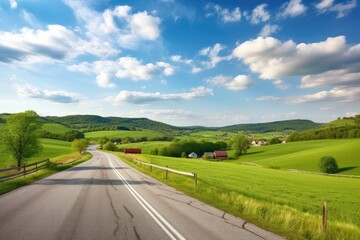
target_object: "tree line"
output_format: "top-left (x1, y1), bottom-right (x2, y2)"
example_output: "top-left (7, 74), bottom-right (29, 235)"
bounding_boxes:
top-left (39, 130), bottom-right (85, 142)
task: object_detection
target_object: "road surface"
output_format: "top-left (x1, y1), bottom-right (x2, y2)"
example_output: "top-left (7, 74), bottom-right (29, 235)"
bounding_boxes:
top-left (0, 146), bottom-right (284, 240)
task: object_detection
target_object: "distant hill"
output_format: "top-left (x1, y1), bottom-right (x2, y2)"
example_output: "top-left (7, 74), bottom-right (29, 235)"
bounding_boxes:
top-left (218, 119), bottom-right (321, 133)
top-left (46, 115), bottom-right (178, 132)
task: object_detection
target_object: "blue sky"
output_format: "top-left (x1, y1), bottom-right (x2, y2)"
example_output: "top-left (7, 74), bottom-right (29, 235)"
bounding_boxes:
top-left (0, 0), bottom-right (359, 126)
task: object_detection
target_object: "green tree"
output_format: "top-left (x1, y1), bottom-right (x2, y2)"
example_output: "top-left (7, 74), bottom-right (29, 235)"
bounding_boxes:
top-left (229, 134), bottom-right (250, 158)
top-left (103, 141), bottom-right (117, 151)
top-left (355, 115), bottom-right (360, 126)
top-left (181, 152), bottom-right (187, 158)
top-left (319, 156), bottom-right (339, 174)
top-left (97, 137), bottom-right (108, 149)
top-left (0, 110), bottom-right (43, 168)
top-left (269, 137), bottom-right (281, 145)
top-left (72, 139), bottom-right (89, 154)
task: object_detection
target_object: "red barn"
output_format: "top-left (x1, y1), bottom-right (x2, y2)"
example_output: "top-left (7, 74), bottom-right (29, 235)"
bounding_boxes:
top-left (213, 151), bottom-right (227, 160)
top-left (124, 148), bottom-right (141, 154)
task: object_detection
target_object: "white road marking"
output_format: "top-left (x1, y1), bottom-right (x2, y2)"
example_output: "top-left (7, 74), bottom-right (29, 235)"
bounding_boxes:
top-left (107, 154), bottom-right (186, 240)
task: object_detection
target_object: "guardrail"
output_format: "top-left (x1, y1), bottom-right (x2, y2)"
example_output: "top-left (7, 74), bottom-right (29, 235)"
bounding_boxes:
top-left (0, 159), bottom-right (49, 182)
top-left (132, 158), bottom-right (198, 186)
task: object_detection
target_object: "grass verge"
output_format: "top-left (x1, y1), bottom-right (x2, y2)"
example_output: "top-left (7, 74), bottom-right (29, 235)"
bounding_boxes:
top-left (114, 152), bottom-right (360, 240)
top-left (0, 152), bottom-right (92, 195)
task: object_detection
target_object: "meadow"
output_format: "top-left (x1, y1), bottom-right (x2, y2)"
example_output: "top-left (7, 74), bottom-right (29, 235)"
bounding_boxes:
top-left (236, 139), bottom-right (360, 175)
top-left (41, 123), bottom-right (71, 134)
top-left (117, 152), bottom-right (360, 239)
top-left (0, 138), bottom-right (73, 168)
top-left (119, 141), bottom-right (172, 154)
top-left (85, 129), bottom-right (166, 140)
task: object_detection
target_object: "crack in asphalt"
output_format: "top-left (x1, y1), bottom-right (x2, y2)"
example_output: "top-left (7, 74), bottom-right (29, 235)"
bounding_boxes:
top-left (106, 187), bottom-right (120, 237)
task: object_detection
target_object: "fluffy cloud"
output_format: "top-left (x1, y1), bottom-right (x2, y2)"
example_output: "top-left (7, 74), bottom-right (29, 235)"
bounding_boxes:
top-left (64, 1), bottom-right (161, 49)
top-left (205, 3), bottom-right (241, 23)
top-left (199, 43), bottom-right (228, 68)
top-left (0, 25), bottom-right (118, 64)
top-left (107, 86), bottom-right (213, 104)
top-left (259, 24), bottom-right (279, 37)
top-left (9, 0), bottom-right (17, 9)
top-left (69, 57), bottom-right (175, 88)
top-left (170, 55), bottom-right (192, 65)
top-left (278, 0), bottom-right (307, 18)
top-left (15, 84), bottom-right (81, 103)
top-left (233, 36), bottom-right (360, 88)
top-left (250, 4), bottom-right (270, 24)
top-left (315, 0), bottom-right (356, 18)
top-left (206, 75), bottom-right (253, 90)
top-left (286, 87), bottom-right (360, 104)
top-left (256, 96), bottom-right (281, 101)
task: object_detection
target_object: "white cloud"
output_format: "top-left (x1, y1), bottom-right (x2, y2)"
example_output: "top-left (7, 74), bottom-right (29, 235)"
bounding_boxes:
top-left (15, 84), bottom-right (81, 103)
top-left (107, 86), bottom-right (213, 104)
top-left (206, 75), bottom-right (252, 91)
top-left (256, 96), bottom-right (281, 101)
top-left (170, 55), bottom-right (192, 64)
top-left (191, 66), bottom-right (202, 74)
top-left (69, 57), bottom-right (175, 87)
top-left (205, 3), bottom-right (241, 23)
top-left (315, 0), bottom-right (356, 18)
top-left (232, 36), bottom-right (360, 89)
top-left (250, 4), bottom-right (270, 24)
top-left (9, 0), bottom-right (17, 9)
top-left (279, 0), bottom-right (307, 18)
top-left (0, 25), bottom-right (119, 64)
top-left (286, 87), bottom-right (360, 104)
top-left (259, 24), bottom-right (279, 37)
top-left (64, 1), bottom-right (161, 49)
top-left (199, 43), bottom-right (228, 68)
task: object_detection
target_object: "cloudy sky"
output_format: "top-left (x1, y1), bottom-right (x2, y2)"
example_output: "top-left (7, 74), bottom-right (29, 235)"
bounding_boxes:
top-left (0, 0), bottom-right (359, 126)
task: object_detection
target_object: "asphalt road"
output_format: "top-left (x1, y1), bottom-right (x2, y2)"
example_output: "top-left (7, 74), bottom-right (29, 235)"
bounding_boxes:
top-left (0, 146), bottom-right (284, 240)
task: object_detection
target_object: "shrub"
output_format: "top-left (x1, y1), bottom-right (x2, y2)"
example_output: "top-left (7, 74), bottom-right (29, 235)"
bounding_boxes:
top-left (103, 141), bottom-right (117, 151)
top-left (181, 152), bottom-right (187, 158)
top-left (319, 156), bottom-right (339, 173)
top-left (269, 137), bottom-right (281, 145)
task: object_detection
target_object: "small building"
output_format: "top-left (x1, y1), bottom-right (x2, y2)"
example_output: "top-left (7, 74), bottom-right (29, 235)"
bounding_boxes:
top-left (203, 152), bottom-right (214, 159)
top-left (188, 152), bottom-right (198, 158)
top-left (213, 151), bottom-right (227, 160)
top-left (124, 148), bottom-right (141, 154)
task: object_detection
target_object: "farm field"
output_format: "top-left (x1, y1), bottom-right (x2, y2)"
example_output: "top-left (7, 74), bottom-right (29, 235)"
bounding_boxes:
top-left (85, 129), bottom-right (166, 140)
top-left (0, 138), bottom-right (72, 168)
top-left (236, 139), bottom-right (360, 175)
top-left (41, 123), bottom-right (71, 134)
top-left (119, 152), bottom-right (360, 239)
top-left (119, 141), bottom-right (171, 154)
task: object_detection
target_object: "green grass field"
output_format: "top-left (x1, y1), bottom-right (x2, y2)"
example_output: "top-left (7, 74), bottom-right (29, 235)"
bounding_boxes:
top-left (118, 152), bottom-right (360, 239)
top-left (119, 141), bottom-right (171, 154)
top-left (0, 138), bottom-right (72, 168)
top-left (41, 123), bottom-right (71, 134)
top-left (235, 139), bottom-right (360, 175)
top-left (85, 130), bottom-right (166, 140)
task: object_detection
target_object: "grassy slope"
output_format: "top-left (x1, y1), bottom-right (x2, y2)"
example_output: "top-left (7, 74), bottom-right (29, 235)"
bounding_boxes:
top-left (0, 138), bottom-right (72, 168)
top-left (235, 139), bottom-right (360, 175)
top-left (322, 118), bottom-right (356, 128)
top-left (85, 130), bottom-right (165, 139)
top-left (119, 153), bottom-right (360, 239)
top-left (41, 123), bottom-right (71, 134)
top-left (119, 141), bottom-right (171, 154)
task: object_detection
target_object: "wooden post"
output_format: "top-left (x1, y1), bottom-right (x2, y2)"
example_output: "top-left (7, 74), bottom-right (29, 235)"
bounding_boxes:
top-left (323, 201), bottom-right (327, 232)
top-left (150, 162), bottom-right (152, 172)
top-left (194, 173), bottom-right (198, 187)
top-left (165, 165), bottom-right (168, 179)
top-left (23, 165), bottom-right (26, 177)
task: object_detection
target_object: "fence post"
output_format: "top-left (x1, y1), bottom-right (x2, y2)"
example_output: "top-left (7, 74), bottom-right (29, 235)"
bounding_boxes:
top-left (165, 165), bottom-right (168, 179)
top-left (322, 201), bottom-right (327, 232)
top-left (46, 159), bottom-right (50, 168)
top-left (150, 162), bottom-right (152, 172)
top-left (194, 173), bottom-right (198, 186)
top-left (23, 165), bottom-right (26, 177)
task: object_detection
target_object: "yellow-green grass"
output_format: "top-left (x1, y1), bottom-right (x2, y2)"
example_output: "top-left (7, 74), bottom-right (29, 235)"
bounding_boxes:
top-left (235, 139), bottom-right (360, 175)
top-left (41, 123), bottom-right (71, 134)
top-left (85, 130), bottom-right (166, 140)
top-left (322, 118), bottom-right (356, 128)
top-left (116, 152), bottom-right (360, 239)
top-left (0, 138), bottom-right (72, 168)
top-left (119, 141), bottom-right (172, 154)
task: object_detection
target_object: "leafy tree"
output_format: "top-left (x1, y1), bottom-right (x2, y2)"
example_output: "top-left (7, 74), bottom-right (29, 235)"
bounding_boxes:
top-left (97, 137), bottom-right (108, 149)
top-left (269, 137), bottom-right (281, 145)
top-left (0, 110), bottom-right (43, 168)
top-left (319, 156), bottom-right (339, 174)
top-left (181, 152), bottom-right (187, 158)
top-left (355, 115), bottom-right (360, 126)
top-left (103, 141), bottom-right (117, 151)
top-left (72, 139), bottom-right (89, 154)
top-left (229, 134), bottom-right (250, 158)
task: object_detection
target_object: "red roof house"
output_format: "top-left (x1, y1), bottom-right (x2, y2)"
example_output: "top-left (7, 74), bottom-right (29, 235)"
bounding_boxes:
top-left (124, 148), bottom-right (141, 154)
top-left (213, 151), bottom-right (227, 160)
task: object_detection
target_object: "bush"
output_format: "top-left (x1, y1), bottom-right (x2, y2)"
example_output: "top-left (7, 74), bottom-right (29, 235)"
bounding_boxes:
top-left (103, 141), bottom-right (117, 151)
top-left (269, 137), bottom-right (281, 145)
top-left (319, 156), bottom-right (339, 173)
